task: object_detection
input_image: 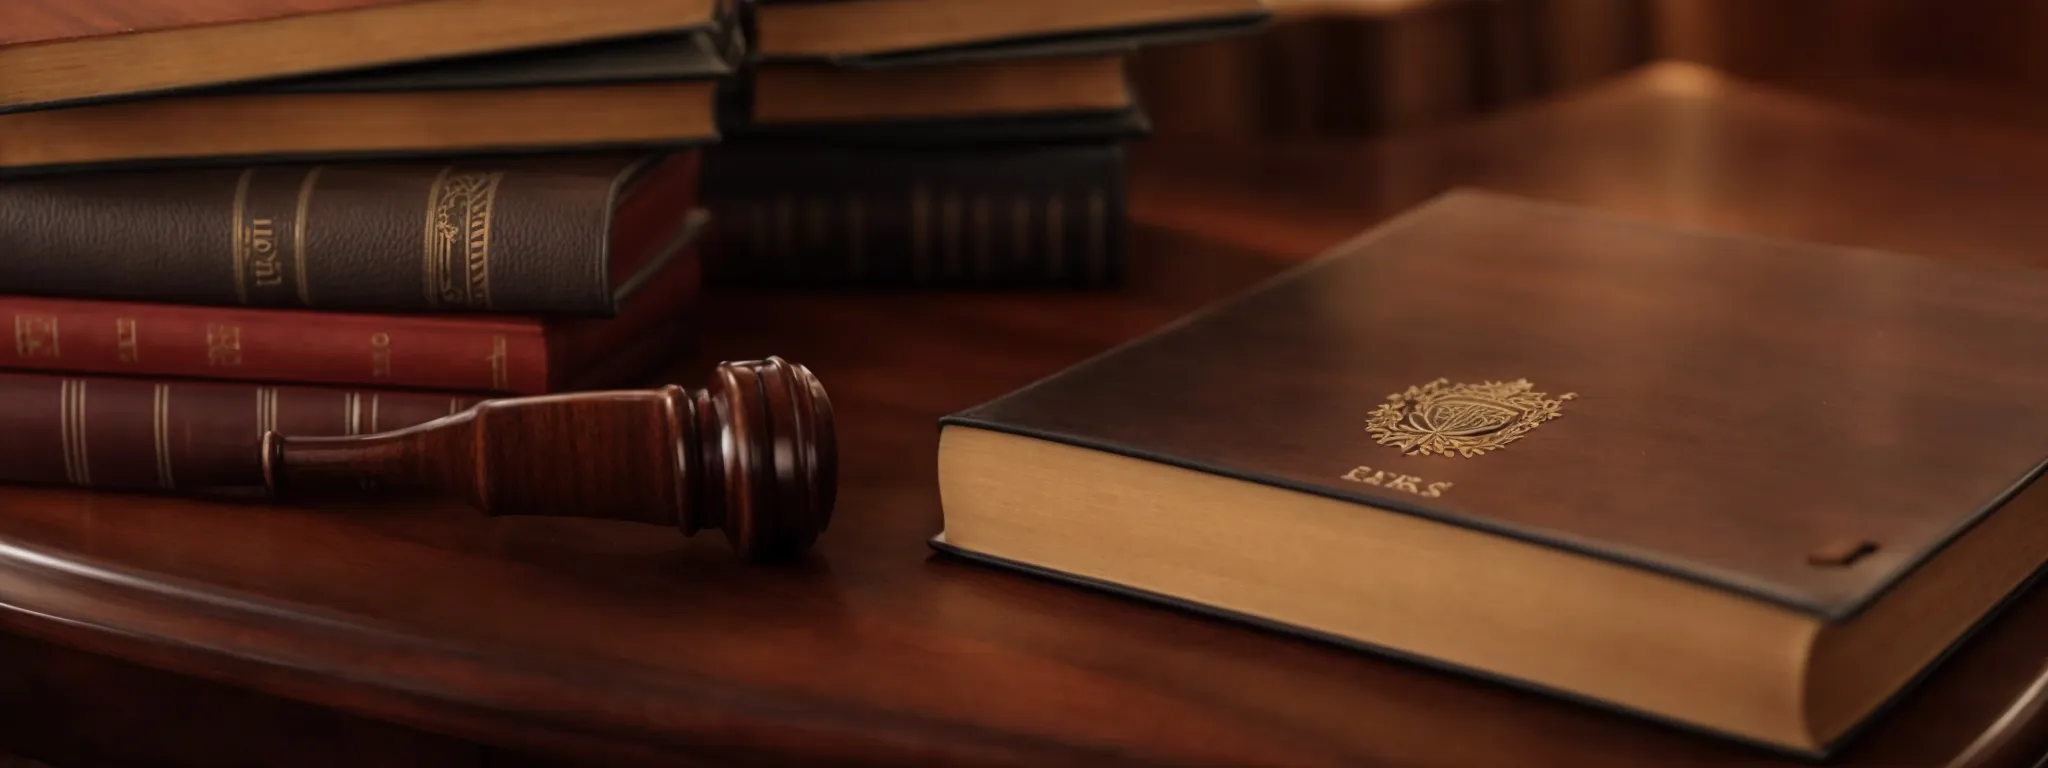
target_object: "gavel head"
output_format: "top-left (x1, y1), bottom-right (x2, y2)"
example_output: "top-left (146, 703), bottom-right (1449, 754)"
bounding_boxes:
top-left (685, 357), bottom-right (837, 560)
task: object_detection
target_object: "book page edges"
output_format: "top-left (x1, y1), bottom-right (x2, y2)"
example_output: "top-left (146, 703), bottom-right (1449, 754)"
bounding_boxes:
top-left (935, 424), bottom-right (2048, 751)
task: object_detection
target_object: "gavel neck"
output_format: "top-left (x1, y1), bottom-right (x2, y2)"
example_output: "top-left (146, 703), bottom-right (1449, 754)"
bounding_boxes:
top-left (266, 412), bottom-right (476, 496)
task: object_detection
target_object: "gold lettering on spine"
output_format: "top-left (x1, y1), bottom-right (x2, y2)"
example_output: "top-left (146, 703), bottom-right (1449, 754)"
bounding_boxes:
top-left (206, 324), bottom-right (242, 367)
top-left (60, 380), bottom-right (89, 486)
top-left (369, 394), bottom-right (382, 432)
top-left (344, 393), bottom-right (362, 436)
top-left (247, 217), bottom-right (280, 287)
top-left (294, 167), bottom-right (324, 306)
top-left (115, 318), bottom-right (138, 362)
top-left (14, 314), bottom-right (58, 358)
top-left (448, 397), bottom-right (462, 416)
top-left (153, 384), bottom-right (174, 489)
top-left (423, 168), bottom-right (504, 310)
top-left (231, 168), bottom-right (256, 305)
top-left (369, 332), bottom-right (392, 377)
top-left (488, 334), bottom-right (509, 390)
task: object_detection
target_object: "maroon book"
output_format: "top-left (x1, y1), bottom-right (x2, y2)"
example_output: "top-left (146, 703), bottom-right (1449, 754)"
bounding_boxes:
top-left (0, 211), bottom-right (703, 394)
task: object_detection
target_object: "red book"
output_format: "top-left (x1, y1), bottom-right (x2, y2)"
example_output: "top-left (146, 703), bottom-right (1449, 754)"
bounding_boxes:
top-left (0, 212), bottom-right (704, 394)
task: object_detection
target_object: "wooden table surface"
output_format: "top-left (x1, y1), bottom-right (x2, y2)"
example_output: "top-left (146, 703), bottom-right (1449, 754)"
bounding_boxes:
top-left (8, 62), bottom-right (2048, 767)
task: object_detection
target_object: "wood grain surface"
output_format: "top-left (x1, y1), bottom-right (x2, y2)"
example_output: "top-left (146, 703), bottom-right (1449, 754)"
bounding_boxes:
top-left (0, 0), bottom-right (418, 47)
top-left (5, 63), bottom-right (2048, 766)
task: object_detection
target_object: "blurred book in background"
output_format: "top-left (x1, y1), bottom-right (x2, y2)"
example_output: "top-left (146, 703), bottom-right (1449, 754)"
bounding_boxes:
top-left (699, 0), bottom-right (1271, 289)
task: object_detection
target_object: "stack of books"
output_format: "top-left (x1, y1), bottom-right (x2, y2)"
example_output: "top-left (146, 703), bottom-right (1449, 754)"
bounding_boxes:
top-left (699, 0), bottom-right (1272, 289)
top-left (0, 0), bottom-right (734, 491)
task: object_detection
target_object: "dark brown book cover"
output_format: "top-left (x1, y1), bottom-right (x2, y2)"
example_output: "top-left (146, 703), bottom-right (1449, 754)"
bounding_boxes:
top-left (0, 0), bottom-right (727, 113)
top-left (701, 143), bottom-right (1126, 287)
top-left (0, 153), bottom-right (696, 315)
top-left (0, 210), bottom-right (704, 394)
top-left (935, 190), bottom-right (2048, 754)
top-left (751, 0), bottom-right (1269, 66)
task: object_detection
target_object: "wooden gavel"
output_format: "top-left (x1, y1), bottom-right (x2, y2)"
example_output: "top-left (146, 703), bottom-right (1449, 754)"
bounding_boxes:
top-left (261, 357), bottom-right (835, 560)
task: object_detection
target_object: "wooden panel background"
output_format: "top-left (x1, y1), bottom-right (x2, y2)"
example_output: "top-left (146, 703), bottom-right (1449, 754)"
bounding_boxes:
top-left (1135, 0), bottom-right (2048, 138)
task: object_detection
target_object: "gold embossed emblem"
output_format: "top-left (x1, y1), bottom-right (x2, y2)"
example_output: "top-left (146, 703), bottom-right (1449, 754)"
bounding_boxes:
top-left (1367, 379), bottom-right (1575, 457)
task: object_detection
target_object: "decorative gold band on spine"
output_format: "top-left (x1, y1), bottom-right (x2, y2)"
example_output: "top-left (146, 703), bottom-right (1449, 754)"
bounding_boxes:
top-left (153, 384), bottom-right (175, 489)
top-left (60, 379), bottom-right (89, 486)
top-left (422, 167), bottom-right (504, 310)
top-left (422, 166), bottom-right (455, 308)
top-left (231, 168), bottom-right (256, 305)
top-left (294, 167), bottom-right (324, 307)
top-left (370, 394), bottom-right (381, 433)
top-left (256, 387), bottom-right (279, 437)
top-left (343, 393), bottom-right (360, 436)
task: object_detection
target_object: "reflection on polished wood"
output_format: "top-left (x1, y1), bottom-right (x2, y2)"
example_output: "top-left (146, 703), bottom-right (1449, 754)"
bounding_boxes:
top-left (5, 64), bottom-right (2048, 766)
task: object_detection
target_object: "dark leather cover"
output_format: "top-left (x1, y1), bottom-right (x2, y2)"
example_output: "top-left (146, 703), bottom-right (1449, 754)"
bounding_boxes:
top-left (2, 0), bottom-right (740, 114)
top-left (701, 142), bottom-right (1126, 287)
top-left (248, 31), bottom-right (737, 93)
top-left (942, 190), bottom-right (2048, 620)
top-left (715, 83), bottom-right (1152, 145)
top-left (753, 11), bottom-right (1271, 68)
top-left (0, 154), bottom-right (663, 314)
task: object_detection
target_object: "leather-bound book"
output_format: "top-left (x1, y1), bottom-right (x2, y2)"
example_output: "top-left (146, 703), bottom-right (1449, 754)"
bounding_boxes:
top-left (0, 212), bottom-right (703, 395)
top-left (701, 143), bottom-right (1125, 287)
top-left (935, 191), bottom-right (2048, 756)
top-left (752, 0), bottom-right (1270, 65)
top-left (1, 33), bottom-right (733, 173)
top-left (0, 0), bottom-right (730, 113)
top-left (737, 54), bottom-right (1131, 128)
top-left (0, 152), bottom-right (696, 315)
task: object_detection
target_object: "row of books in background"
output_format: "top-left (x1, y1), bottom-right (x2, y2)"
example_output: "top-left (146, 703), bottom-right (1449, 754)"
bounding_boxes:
top-left (0, 0), bottom-right (1267, 491)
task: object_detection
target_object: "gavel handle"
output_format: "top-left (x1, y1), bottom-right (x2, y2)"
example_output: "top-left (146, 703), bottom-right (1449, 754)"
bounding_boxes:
top-left (261, 416), bottom-right (468, 496)
top-left (1945, 660), bottom-right (2048, 768)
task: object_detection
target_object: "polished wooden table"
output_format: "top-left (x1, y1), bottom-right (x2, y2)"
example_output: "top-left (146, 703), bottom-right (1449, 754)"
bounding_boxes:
top-left (9, 63), bottom-right (2048, 767)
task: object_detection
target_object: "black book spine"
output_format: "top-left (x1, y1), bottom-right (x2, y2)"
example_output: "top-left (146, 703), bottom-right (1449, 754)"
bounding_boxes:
top-left (699, 142), bottom-right (1127, 288)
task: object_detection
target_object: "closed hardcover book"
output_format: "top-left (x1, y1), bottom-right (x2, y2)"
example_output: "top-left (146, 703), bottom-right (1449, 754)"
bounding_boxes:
top-left (0, 152), bottom-right (698, 315)
top-left (935, 191), bottom-right (2048, 756)
top-left (701, 143), bottom-right (1126, 287)
top-left (0, 0), bottom-right (731, 114)
top-left (751, 0), bottom-right (1269, 66)
top-left (1, 33), bottom-right (737, 173)
top-left (0, 212), bottom-right (705, 395)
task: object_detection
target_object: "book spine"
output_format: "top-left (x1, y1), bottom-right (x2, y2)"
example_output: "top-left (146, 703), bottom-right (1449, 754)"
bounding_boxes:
top-left (699, 143), bottom-right (1127, 288)
top-left (0, 297), bottom-right (550, 394)
top-left (0, 158), bottom-right (647, 314)
top-left (0, 373), bottom-right (480, 492)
